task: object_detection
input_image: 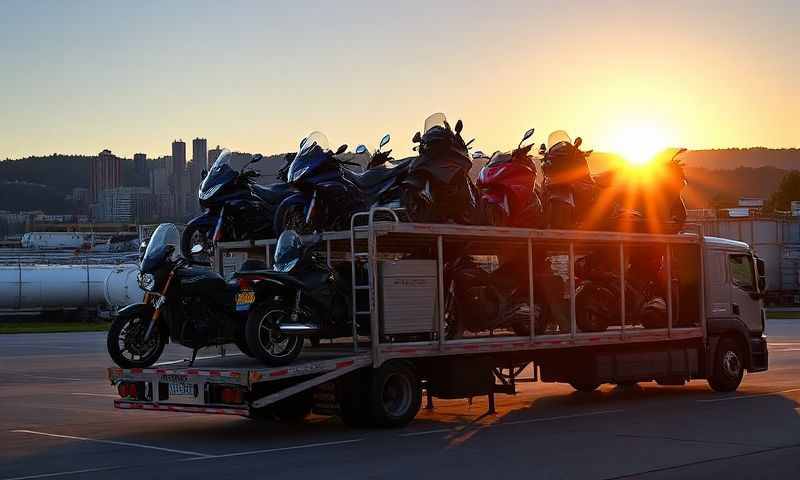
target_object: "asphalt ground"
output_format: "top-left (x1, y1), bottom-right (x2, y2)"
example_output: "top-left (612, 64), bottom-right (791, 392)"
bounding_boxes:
top-left (1, 320), bottom-right (799, 480)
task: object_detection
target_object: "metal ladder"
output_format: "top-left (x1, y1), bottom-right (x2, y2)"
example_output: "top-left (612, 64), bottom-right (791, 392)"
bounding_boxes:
top-left (348, 207), bottom-right (402, 354)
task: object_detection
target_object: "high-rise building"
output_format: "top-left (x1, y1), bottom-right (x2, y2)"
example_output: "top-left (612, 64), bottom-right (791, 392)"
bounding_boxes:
top-left (89, 149), bottom-right (122, 203)
top-left (96, 187), bottom-right (156, 223)
top-left (149, 166), bottom-right (172, 218)
top-left (191, 138), bottom-right (207, 190)
top-left (133, 153), bottom-right (147, 176)
top-left (171, 140), bottom-right (186, 217)
top-left (208, 145), bottom-right (223, 170)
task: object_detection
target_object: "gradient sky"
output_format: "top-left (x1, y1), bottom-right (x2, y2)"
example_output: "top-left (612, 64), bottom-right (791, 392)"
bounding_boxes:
top-left (1, 0), bottom-right (798, 160)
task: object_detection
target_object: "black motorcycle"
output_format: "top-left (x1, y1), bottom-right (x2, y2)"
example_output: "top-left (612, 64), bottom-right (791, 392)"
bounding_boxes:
top-left (107, 223), bottom-right (302, 368)
top-left (443, 253), bottom-right (546, 338)
top-left (402, 113), bottom-right (481, 224)
top-left (245, 230), bottom-right (360, 364)
top-left (350, 134), bottom-right (411, 212)
top-left (183, 149), bottom-right (293, 263)
top-left (540, 131), bottom-right (595, 229)
top-left (574, 248), bottom-right (669, 332)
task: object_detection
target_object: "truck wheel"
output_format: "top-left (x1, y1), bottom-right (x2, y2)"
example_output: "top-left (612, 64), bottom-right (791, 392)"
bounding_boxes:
top-left (245, 303), bottom-right (304, 366)
top-left (368, 361), bottom-right (422, 428)
top-left (708, 336), bottom-right (745, 393)
top-left (569, 381), bottom-right (601, 393)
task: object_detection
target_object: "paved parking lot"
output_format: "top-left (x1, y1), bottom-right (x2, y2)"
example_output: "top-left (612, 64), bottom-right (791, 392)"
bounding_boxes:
top-left (1, 320), bottom-right (799, 480)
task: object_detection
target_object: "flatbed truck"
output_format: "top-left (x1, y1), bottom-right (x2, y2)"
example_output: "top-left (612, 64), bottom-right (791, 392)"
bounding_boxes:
top-left (108, 210), bottom-right (769, 427)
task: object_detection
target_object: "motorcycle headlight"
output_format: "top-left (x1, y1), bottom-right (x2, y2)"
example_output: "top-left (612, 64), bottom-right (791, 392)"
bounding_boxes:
top-left (138, 272), bottom-right (156, 291)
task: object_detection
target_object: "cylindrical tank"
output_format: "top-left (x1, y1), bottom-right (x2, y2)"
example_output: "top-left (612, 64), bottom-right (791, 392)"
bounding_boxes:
top-left (0, 264), bottom-right (119, 309)
top-left (104, 265), bottom-right (146, 306)
top-left (20, 232), bottom-right (88, 250)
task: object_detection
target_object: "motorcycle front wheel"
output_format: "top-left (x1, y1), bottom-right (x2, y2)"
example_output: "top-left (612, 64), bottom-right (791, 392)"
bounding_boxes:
top-left (107, 314), bottom-right (166, 368)
top-left (245, 303), bottom-right (304, 366)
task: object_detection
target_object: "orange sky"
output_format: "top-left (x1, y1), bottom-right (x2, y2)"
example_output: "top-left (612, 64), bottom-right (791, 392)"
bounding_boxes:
top-left (1, 1), bottom-right (798, 160)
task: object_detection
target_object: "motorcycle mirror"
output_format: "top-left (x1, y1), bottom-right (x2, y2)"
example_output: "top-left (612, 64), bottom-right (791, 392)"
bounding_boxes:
top-left (454, 119), bottom-right (463, 134)
top-left (251, 153), bottom-right (263, 164)
top-left (574, 137), bottom-right (582, 148)
top-left (201, 169), bottom-right (207, 180)
top-left (539, 143), bottom-right (547, 155)
top-left (465, 138), bottom-right (475, 149)
top-left (379, 134), bottom-right (390, 148)
top-left (335, 144), bottom-right (347, 155)
top-left (190, 244), bottom-right (204, 255)
top-left (355, 144), bottom-right (368, 155)
top-left (412, 146), bottom-right (419, 152)
top-left (412, 131), bottom-right (422, 143)
top-left (519, 128), bottom-right (535, 148)
top-left (473, 150), bottom-right (485, 158)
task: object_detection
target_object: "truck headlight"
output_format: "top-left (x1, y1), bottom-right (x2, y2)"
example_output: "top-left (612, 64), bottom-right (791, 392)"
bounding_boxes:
top-left (138, 273), bottom-right (156, 291)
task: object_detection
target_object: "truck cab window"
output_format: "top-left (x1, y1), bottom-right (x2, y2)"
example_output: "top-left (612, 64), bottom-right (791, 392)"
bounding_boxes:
top-left (729, 254), bottom-right (755, 291)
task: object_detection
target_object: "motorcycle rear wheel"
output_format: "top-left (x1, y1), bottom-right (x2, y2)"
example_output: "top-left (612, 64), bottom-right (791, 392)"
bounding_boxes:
top-left (245, 303), bottom-right (304, 366)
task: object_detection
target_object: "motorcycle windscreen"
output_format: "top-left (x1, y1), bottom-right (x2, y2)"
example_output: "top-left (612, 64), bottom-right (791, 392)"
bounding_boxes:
top-left (288, 131), bottom-right (331, 183)
top-left (273, 230), bottom-right (303, 272)
top-left (199, 149), bottom-right (237, 200)
top-left (141, 223), bottom-right (180, 273)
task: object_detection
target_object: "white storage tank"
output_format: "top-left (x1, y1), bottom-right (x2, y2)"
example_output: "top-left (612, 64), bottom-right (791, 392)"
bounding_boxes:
top-left (0, 264), bottom-right (116, 309)
top-left (20, 232), bottom-right (88, 250)
top-left (104, 265), bottom-right (146, 306)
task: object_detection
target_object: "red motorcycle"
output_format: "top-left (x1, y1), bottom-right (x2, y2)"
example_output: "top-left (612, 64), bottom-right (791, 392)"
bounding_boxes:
top-left (476, 128), bottom-right (544, 228)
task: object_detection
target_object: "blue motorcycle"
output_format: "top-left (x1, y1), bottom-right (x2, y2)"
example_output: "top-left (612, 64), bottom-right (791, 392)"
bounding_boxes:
top-left (183, 149), bottom-right (293, 263)
top-left (274, 132), bottom-right (408, 234)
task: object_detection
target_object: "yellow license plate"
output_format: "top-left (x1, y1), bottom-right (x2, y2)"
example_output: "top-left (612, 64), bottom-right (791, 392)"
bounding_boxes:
top-left (236, 290), bottom-right (255, 305)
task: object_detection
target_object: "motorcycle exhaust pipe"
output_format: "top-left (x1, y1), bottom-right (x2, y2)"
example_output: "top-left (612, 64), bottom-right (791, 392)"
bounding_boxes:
top-left (278, 324), bottom-right (321, 334)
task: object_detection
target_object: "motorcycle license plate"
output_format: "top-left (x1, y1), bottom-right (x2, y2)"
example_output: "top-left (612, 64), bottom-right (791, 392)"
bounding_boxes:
top-left (236, 290), bottom-right (255, 306)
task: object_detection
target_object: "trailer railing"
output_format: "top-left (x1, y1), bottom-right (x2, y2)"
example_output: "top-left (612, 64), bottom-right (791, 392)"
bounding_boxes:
top-left (214, 211), bottom-right (707, 367)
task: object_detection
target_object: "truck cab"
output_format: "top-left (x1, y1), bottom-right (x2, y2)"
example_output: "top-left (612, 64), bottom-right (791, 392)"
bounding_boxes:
top-left (703, 237), bottom-right (769, 390)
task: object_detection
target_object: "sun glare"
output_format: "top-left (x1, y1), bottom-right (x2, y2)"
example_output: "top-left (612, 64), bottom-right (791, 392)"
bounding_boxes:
top-left (610, 125), bottom-right (669, 167)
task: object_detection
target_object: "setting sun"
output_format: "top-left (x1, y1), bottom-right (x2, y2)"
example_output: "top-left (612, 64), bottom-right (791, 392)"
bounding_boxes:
top-left (609, 125), bottom-right (670, 167)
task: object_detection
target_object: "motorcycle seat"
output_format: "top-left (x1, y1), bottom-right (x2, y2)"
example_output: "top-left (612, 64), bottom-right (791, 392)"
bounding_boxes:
top-left (344, 160), bottom-right (409, 191)
top-left (252, 183), bottom-right (291, 203)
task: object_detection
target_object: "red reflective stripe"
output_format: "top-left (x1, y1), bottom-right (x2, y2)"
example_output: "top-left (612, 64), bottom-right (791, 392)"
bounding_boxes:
top-left (270, 369), bottom-right (289, 377)
top-left (209, 371), bottom-right (221, 377)
top-left (336, 360), bottom-right (354, 369)
top-left (229, 372), bottom-right (241, 378)
top-left (186, 369), bottom-right (199, 375)
top-left (130, 368), bottom-right (143, 374)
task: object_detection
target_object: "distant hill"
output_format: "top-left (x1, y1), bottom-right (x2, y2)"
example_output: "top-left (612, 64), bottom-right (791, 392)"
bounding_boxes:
top-left (1, 148), bottom-right (796, 213)
top-left (677, 148), bottom-right (800, 170)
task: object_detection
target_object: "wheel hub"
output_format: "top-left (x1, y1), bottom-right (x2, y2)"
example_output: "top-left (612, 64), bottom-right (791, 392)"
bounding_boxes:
top-left (722, 350), bottom-right (742, 377)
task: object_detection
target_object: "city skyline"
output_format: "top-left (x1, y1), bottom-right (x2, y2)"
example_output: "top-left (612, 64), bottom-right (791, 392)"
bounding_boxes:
top-left (1, 1), bottom-right (798, 162)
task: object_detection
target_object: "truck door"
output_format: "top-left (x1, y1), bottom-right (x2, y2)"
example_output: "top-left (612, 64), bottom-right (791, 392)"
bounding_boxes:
top-left (704, 248), bottom-right (731, 318)
top-left (728, 253), bottom-right (762, 333)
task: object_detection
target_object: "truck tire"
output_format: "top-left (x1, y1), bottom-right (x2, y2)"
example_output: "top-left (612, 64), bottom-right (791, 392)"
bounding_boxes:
top-left (569, 381), bottom-right (600, 393)
top-left (245, 303), bottom-right (304, 366)
top-left (368, 361), bottom-right (422, 428)
top-left (707, 336), bottom-right (745, 393)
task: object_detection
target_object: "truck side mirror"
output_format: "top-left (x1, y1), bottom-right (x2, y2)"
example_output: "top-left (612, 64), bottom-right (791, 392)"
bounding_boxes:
top-left (756, 257), bottom-right (767, 292)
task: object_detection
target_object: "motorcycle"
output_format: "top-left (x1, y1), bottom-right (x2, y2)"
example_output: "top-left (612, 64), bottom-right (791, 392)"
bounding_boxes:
top-left (350, 134), bottom-right (412, 212)
top-left (443, 253), bottom-right (544, 338)
top-left (183, 149), bottom-right (293, 263)
top-left (107, 223), bottom-right (302, 368)
top-left (574, 248), bottom-right (669, 332)
top-left (592, 148), bottom-right (688, 233)
top-left (273, 132), bottom-right (363, 234)
top-left (402, 113), bottom-right (481, 224)
top-left (541, 131), bottom-right (596, 229)
top-left (477, 128), bottom-right (544, 228)
top-left (275, 132), bottom-right (408, 234)
top-left (244, 230), bottom-right (361, 364)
